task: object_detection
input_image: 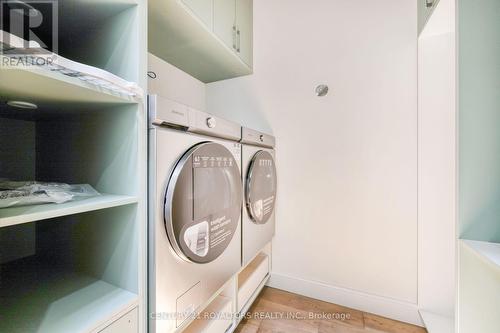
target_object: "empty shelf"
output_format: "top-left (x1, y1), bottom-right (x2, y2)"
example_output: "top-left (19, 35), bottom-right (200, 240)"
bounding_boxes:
top-left (461, 239), bottom-right (500, 274)
top-left (419, 310), bottom-right (454, 333)
top-left (184, 296), bottom-right (233, 333)
top-left (0, 194), bottom-right (138, 228)
top-left (238, 253), bottom-right (270, 312)
top-left (0, 257), bottom-right (138, 333)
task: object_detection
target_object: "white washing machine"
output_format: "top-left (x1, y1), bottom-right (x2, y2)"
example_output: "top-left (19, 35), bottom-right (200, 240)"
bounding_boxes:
top-left (241, 128), bottom-right (277, 266)
top-left (148, 95), bottom-right (242, 333)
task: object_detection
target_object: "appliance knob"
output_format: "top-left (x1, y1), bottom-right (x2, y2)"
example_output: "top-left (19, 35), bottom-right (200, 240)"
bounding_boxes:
top-left (259, 135), bottom-right (264, 142)
top-left (206, 117), bottom-right (216, 128)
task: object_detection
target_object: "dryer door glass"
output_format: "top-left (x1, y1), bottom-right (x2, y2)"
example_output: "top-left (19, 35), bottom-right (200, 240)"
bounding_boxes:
top-left (245, 150), bottom-right (277, 224)
top-left (164, 142), bottom-right (242, 263)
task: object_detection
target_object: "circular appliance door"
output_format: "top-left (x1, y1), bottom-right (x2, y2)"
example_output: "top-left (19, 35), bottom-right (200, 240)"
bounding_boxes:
top-left (164, 142), bottom-right (242, 264)
top-left (245, 150), bottom-right (277, 224)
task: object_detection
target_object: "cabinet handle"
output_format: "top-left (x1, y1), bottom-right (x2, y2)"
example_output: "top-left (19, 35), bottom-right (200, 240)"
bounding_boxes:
top-left (232, 26), bottom-right (237, 50)
top-left (425, 0), bottom-right (434, 8)
top-left (237, 29), bottom-right (241, 52)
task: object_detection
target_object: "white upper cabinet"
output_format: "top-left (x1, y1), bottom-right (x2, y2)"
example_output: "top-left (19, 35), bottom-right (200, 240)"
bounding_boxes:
top-left (214, 0), bottom-right (237, 51)
top-left (235, 0), bottom-right (253, 67)
top-left (213, 0), bottom-right (253, 67)
top-left (149, 0), bottom-right (253, 82)
top-left (182, 0), bottom-right (214, 30)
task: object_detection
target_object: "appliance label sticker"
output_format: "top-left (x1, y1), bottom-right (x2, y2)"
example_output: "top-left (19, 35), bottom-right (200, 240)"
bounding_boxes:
top-left (209, 215), bottom-right (233, 249)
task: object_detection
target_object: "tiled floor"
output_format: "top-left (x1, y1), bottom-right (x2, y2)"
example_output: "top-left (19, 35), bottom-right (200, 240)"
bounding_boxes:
top-left (235, 287), bottom-right (427, 333)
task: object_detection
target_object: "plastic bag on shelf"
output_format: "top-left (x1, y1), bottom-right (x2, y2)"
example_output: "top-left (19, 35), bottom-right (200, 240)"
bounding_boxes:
top-left (0, 180), bottom-right (100, 208)
top-left (0, 30), bottom-right (144, 99)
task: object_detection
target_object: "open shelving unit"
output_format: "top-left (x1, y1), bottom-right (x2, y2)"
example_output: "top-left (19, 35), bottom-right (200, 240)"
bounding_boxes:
top-left (0, 0), bottom-right (147, 331)
top-left (0, 204), bottom-right (144, 332)
top-left (0, 0), bottom-right (145, 102)
top-left (0, 255), bottom-right (139, 333)
top-left (417, 0), bottom-right (500, 331)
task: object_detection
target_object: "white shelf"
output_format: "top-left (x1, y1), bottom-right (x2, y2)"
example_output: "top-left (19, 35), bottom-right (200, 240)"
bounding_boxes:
top-left (0, 67), bottom-right (140, 105)
top-left (238, 253), bottom-right (270, 312)
top-left (184, 296), bottom-right (233, 333)
top-left (0, 257), bottom-right (138, 333)
top-left (461, 239), bottom-right (500, 273)
top-left (0, 194), bottom-right (138, 228)
top-left (229, 274), bottom-right (270, 333)
top-left (419, 310), bottom-right (454, 333)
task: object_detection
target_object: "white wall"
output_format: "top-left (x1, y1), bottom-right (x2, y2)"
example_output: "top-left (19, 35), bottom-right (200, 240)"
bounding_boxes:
top-left (417, 0), bottom-right (456, 319)
top-left (206, 0), bottom-right (419, 325)
top-left (148, 53), bottom-right (206, 111)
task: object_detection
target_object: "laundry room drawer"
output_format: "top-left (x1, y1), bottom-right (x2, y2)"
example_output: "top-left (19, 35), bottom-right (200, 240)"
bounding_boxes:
top-left (184, 295), bottom-right (233, 333)
top-left (99, 307), bottom-right (138, 333)
top-left (238, 253), bottom-right (270, 312)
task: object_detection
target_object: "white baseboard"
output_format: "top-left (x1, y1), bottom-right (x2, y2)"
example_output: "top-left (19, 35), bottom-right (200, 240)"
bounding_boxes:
top-left (267, 272), bottom-right (423, 327)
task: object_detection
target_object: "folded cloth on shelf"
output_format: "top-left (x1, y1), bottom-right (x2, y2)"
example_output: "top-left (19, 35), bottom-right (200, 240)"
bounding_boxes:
top-left (0, 180), bottom-right (100, 208)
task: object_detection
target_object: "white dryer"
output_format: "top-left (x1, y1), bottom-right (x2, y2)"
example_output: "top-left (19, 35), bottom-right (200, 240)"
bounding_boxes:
top-left (148, 95), bottom-right (242, 333)
top-left (241, 128), bottom-right (277, 266)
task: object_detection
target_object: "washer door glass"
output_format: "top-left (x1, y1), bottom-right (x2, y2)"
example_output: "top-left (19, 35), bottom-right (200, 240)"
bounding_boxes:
top-left (164, 142), bottom-right (242, 263)
top-left (245, 150), bottom-right (277, 224)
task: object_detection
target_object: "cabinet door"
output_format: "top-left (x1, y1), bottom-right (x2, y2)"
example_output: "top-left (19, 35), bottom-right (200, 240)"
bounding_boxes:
top-left (182, 0), bottom-right (214, 29)
top-left (214, 0), bottom-right (236, 51)
top-left (235, 0), bottom-right (253, 66)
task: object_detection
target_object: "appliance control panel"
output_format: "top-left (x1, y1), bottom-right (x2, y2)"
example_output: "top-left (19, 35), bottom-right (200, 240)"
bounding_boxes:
top-left (148, 95), bottom-right (240, 141)
top-left (241, 127), bottom-right (276, 148)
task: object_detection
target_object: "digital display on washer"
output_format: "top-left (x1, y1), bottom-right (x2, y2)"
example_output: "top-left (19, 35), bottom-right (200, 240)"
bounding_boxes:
top-left (164, 142), bottom-right (242, 263)
top-left (245, 150), bottom-right (277, 224)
